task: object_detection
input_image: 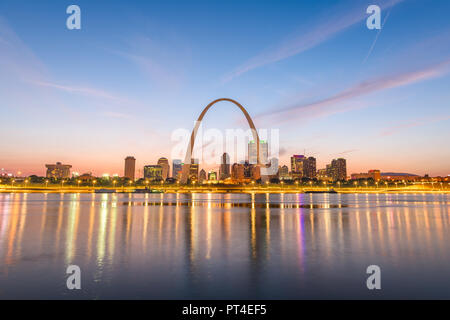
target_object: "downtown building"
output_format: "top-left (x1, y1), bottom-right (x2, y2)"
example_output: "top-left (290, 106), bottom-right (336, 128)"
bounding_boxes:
top-left (248, 140), bottom-right (268, 165)
top-left (290, 155), bottom-right (316, 180)
top-left (144, 165), bottom-right (163, 181)
top-left (157, 157), bottom-right (170, 181)
top-left (189, 158), bottom-right (199, 181)
top-left (231, 163), bottom-right (245, 182)
top-left (208, 171), bottom-right (217, 181)
top-left (45, 162), bottom-right (72, 179)
top-left (351, 170), bottom-right (381, 181)
top-left (124, 156), bottom-right (136, 180)
top-left (172, 159), bottom-right (183, 180)
top-left (328, 158), bottom-right (347, 181)
top-left (219, 153), bottom-right (231, 180)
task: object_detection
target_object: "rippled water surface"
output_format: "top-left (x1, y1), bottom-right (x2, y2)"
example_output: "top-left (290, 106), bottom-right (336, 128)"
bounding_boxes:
top-left (0, 192), bottom-right (449, 299)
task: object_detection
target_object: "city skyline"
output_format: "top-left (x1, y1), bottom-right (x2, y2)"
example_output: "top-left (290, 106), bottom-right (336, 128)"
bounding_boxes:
top-left (1, 0), bottom-right (449, 176)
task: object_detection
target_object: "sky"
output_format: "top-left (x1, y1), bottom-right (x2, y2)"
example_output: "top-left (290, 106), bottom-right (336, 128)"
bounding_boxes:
top-left (0, 0), bottom-right (449, 177)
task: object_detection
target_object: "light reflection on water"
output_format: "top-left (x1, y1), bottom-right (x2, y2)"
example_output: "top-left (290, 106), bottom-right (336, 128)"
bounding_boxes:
top-left (0, 192), bottom-right (449, 299)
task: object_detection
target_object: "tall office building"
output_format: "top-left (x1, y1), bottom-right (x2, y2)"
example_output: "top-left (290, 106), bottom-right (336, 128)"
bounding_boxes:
top-left (189, 158), bottom-right (199, 181)
top-left (290, 155), bottom-right (316, 179)
top-left (219, 153), bottom-right (231, 180)
top-left (157, 157), bottom-right (170, 181)
top-left (290, 155), bottom-right (305, 179)
top-left (45, 162), bottom-right (72, 179)
top-left (172, 159), bottom-right (183, 179)
top-left (124, 156), bottom-right (136, 180)
top-left (231, 163), bottom-right (245, 182)
top-left (144, 165), bottom-right (162, 181)
top-left (199, 169), bottom-right (207, 182)
top-left (279, 165), bottom-right (289, 179)
top-left (305, 157), bottom-right (316, 179)
top-left (330, 158), bottom-right (347, 181)
top-left (248, 140), bottom-right (268, 164)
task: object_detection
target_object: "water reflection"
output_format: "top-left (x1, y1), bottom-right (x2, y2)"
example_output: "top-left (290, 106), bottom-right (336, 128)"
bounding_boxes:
top-left (0, 193), bottom-right (449, 299)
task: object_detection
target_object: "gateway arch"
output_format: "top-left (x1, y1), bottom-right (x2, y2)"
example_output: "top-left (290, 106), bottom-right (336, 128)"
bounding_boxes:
top-left (180, 98), bottom-right (262, 183)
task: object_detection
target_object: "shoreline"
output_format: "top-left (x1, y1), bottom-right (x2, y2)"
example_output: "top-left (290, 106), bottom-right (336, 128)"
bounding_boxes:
top-left (0, 187), bottom-right (448, 194)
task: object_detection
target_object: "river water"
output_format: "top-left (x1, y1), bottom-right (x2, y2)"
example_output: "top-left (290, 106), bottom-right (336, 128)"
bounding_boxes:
top-left (0, 192), bottom-right (449, 299)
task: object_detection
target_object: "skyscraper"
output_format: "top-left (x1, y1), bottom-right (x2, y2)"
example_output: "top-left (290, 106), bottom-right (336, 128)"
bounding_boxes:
top-left (219, 153), bottom-right (231, 180)
top-left (290, 155), bottom-right (316, 179)
top-left (124, 156), bottom-right (136, 180)
top-left (199, 169), bottom-right (207, 182)
top-left (330, 158), bottom-right (347, 181)
top-left (189, 158), bottom-right (199, 181)
top-left (305, 157), bottom-right (316, 179)
top-left (157, 157), bottom-right (170, 181)
top-left (248, 140), bottom-right (268, 164)
top-left (231, 163), bottom-right (245, 182)
top-left (172, 159), bottom-right (182, 179)
top-left (290, 155), bottom-right (305, 179)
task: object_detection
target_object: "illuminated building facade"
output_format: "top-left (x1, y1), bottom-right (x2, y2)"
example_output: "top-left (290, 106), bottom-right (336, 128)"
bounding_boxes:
top-left (231, 163), bottom-right (245, 182)
top-left (157, 157), bottom-right (170, 181)
top-left (219, 153), bottom-right (231, 180)
top-left (351, 170), bottom-right (381, 181)
top-left (290, 155), bottom-right (316, 179)
top-left (124, 156), bottom-right (136, 180)
top-left (208, 171), bottom-right (217, 181)
top-left (144, 165), bottom-right (162, 181)
top-left (330, 158), bottom-right (347, 181)
top-left (172, 159), bottom-right (182, 180)
top-left (248, 140), bottom-right (268, 165)
top-left (45, 162), bottom-right (72, 179)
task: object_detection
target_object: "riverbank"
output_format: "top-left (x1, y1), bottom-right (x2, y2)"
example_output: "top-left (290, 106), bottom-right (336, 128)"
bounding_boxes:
top-left (0, 186), bottom-right (448, 194)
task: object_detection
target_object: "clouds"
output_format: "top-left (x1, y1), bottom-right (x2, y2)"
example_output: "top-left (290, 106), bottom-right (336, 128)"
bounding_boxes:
top-left (256, 58), bottom-right (450, 124)
top-left (30, 81), bottom-right (123, 102)
top-left (222, 0), bottom-right (405, 83)
top-left (380, 115), bottom-right (450, 136)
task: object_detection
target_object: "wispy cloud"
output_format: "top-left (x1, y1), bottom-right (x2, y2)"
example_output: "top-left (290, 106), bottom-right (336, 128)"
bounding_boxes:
top-left (222, 0), bottom-right (405, 82)
top-left (31, 81), bottom-right (122, 101)
top-left (256, 58), bottom-right (450, 124)
top-left (113, 35), bottom-right (188, 91)
top-left (380, 115), bottom-right (450, 136)
top-left (338, 149), bottom-right (359, 155)
top-left (102, 111), bottom-right (133, 119)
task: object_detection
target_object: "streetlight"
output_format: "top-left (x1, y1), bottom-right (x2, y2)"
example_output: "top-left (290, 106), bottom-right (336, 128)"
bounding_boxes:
top-left (45, 180), bottom-right (49, 188)
top-left (93, 180), bottom-right (97, 188)
top-left (77, 180), bottom-right (81, 188)
top-left (25, 179), bottom-right (29, 187)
